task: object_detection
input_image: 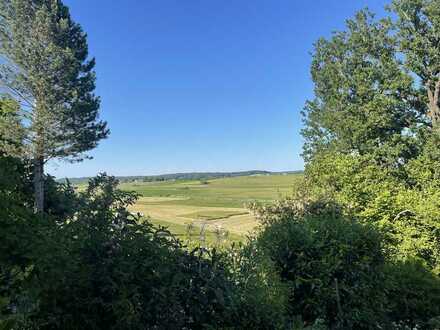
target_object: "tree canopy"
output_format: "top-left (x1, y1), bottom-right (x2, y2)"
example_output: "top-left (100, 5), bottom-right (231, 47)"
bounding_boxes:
top-left (301, 0), bottom-right (440, 275)
top-left (0, 0), bottom-right (109, 212)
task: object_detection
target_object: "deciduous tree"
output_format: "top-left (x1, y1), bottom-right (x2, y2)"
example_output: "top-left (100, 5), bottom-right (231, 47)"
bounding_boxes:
top-left (301, 11), bottom-right (422, 165)
top-left (392, 0), bottom-right (440, 128)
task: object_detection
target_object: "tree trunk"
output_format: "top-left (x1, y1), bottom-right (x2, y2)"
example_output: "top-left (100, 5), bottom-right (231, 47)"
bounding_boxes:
top-left (427, 79), bottom-right (440, 128)
top-left (33, 156), bottom-right (44, 213)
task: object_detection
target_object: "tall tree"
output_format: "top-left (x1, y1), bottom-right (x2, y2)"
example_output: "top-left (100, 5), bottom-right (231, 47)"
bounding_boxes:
top-left (300, 4), bottom-right (440, 274)
top-left (301, 10), bottom-right (423, 165)
top-left (0, 0), bottom-right (109, 212)
top-left (392, 0), bottom-right (440, 128)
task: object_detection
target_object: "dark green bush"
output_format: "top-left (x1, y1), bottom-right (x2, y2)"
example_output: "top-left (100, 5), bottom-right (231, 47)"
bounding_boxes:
top-left (43, 176), bottom-right (79, 219)
top-left (0, 155), bottom-right (32, 329)
top-left (253, 211), bottom-right (389, 329)
top-left (252, 196), bottom-right (440, 329)
top-left (223, 241), bottom-right (289, 329)
top-left (254, 214), bottom-right (388, 328)
top-left (385, 260), bottom-right (440, 329)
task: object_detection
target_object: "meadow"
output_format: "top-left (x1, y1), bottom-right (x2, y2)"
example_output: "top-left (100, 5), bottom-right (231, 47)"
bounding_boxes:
top-left (121, 173), bottom-right (303, 243)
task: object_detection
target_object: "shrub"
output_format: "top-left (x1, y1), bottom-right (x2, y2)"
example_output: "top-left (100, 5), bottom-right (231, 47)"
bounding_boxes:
top-left (0, 154), bottom-right (36, 329)
top-left (253, 211), bottom-right (388, 329)
top-left (385, 260), bottom-right (440, 329)
top-left (224, 241), bottom-right (290, 329)
top-left (43, 176), bottom-right (79, 219)
top-left (361, 187), bottom-right (440, 274)
top-left (252, 195), bottom-right (440, 329)
top-left (302, 151), bottom-right (440, 275)
top-left (9, 174), bottom-right (240, 329)
top-left (2, 173), bottom-right (295, 329)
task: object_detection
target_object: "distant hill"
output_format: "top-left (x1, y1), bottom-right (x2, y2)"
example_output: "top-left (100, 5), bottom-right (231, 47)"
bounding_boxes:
top-left (58, 170), bottom-right (303, 185)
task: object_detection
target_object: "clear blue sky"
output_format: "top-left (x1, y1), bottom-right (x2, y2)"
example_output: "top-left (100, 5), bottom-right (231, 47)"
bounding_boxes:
top-left (48, 0), bottom-right (388, 178)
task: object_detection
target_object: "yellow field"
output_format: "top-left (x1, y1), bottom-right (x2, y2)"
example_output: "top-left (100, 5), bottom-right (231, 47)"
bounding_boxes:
top-left (130, 198), bottom-right (257, 235)
top-left (123, 173), bottom-right (302, 243)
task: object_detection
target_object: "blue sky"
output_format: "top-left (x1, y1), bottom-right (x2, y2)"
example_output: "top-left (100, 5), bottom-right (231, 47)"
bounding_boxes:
top-left (49, 0), bottom-right (388, 178)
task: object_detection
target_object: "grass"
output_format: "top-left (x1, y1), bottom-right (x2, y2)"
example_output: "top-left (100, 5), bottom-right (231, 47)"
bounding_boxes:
top-left (151, 218), bottom-right (243, 244)
top-left (121, 174), bottom-right (300, 208)
top-left (179, 210), bottom-right (248, 221)
top-left (121, 173), bottom-right (303, 245)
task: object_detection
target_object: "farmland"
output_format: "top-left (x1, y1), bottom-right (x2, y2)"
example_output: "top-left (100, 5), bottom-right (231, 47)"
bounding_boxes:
top-left (121, 173), bottom-right (303, 243)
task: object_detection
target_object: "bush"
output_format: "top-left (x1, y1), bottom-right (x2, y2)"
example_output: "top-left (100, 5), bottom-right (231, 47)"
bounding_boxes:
top-left (0, 154), bottom-right (36, 329)
top-left (251, 196), bottom-right (440, 329)
top-left (361, 187), bottom-right (440, 274)
top-left (1, 173), bottom-right (294, 329)
top-left (223, 241), bottom-right (290, 329)
top-left (302, 151), bottom-right (440, 275)
top-left (253, 210), bottom-right (388, 329)
top-left (5, 174), bottom-right (238, 329)
top-left (43, 176), bottom-right (79, 219)
top-left (385, 260), bottom-right (440, 329)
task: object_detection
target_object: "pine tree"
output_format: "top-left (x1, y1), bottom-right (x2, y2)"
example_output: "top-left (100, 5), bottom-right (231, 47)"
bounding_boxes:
top-left (0, 0), bottom-right (109, 212)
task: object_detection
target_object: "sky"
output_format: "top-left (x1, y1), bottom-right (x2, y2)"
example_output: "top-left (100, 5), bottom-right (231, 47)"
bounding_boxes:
top-left (48, 0), bottom-right (388, 178)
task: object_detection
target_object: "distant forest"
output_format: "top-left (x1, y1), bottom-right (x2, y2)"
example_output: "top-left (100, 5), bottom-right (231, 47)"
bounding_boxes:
top-left (60, 170), bottom-right (303, 184)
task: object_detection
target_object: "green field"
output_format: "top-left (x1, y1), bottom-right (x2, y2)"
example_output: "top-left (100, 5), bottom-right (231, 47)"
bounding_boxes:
top-left (122, 173), bottom-right (302, 244)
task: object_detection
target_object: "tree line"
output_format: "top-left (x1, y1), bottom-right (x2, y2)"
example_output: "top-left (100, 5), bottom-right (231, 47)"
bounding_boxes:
top-left (61, 171), bottom-right (285, 185)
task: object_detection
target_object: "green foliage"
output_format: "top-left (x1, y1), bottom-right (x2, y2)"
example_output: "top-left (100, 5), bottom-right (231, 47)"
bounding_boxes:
top-left (43, 176), bottom-right (79, 218)
top-left (361, 185), bottom-right (440, 274)
top-left (252, 208), bottom-right (388, 329)
top-left (406, 132), bottom-right (440, 188)
top-left (392, 0), bottom-right (440, 126)
top-left (302, 151), bottom-right (440, 274)
top-left (0, 99), bottom-right (24, 157)
top-left (0, 153), bottom-right (35, 329)
top-left (223, 241), bottom-right (289, 329)
top-left (0, 0), bottom-right (109, 211)
top-left (1, 172), bottom-right (291, 329)
top-left (251, 197), bottom-right (440, 328)
top-left (385, 259), bottom-right (440, 329)
top-left (301, 10), bottom-right (421, 164)
top-left (300, 0), bottom-right (440, 310)
top-left (10, 175), bottom-right (231, 329)
top-left (0, 0), bottom-right (109, 161)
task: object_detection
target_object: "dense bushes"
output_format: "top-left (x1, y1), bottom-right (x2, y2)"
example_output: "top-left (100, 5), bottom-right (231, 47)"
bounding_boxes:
top-left (0, 170), bottom-right (288, 330)
top-left (0, 155), bottom-right (35, 329)
top-left (302, 151), bottom-right (440, 275)
top-left (223, 241), bottom-right (289, 329)
top-left (385, 260), bottom-right (440, 329)
top-left (23, 175), bottom-right (236, 329)
top-left (4, 175), bottom-right (436, 329)
top-left (5, 170), bottom-right (437, 329)
top-left (249, 198), bottom-right (440, 329)
top-left (252, 209), bottom-right (388, 328)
